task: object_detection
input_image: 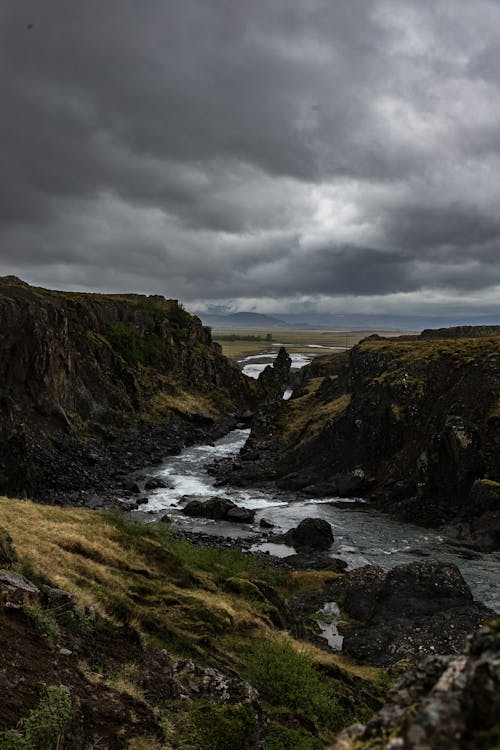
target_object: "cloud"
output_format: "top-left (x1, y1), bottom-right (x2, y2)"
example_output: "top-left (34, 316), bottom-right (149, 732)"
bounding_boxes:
top-left (1, 0), bottom-right (500, 317)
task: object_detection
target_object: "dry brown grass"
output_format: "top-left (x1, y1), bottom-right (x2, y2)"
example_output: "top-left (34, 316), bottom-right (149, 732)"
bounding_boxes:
top-left (277, 388), bottom-right (351, 445)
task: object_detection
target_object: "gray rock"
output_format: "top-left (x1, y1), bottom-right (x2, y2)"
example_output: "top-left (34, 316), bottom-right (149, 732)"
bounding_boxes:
top-left (0, 570), bottom-right (41, 606)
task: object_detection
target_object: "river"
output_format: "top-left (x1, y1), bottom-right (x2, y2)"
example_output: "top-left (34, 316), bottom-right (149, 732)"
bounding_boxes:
top-left (135, 427), bottom-right (500, 612)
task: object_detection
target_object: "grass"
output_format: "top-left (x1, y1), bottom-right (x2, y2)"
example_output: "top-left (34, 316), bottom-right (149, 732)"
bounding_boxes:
top-left (213, 328), bottom-right (408, 360)
top-left (0, 685), bottom-right (72, 750)
top-left (359, 334), bottom-right (500, 366)
top-left (276, 383), bottom-right (351, 445)
top-left (0, 497), bottom-right (387, 747)
top-left (243, 635), bottom-right (353, 734)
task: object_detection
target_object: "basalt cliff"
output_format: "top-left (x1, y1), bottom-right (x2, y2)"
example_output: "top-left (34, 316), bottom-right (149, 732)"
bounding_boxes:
top-left (218, 327), bottom-right (500, 550)
top-left (0, 276), bottom-right (261, 503)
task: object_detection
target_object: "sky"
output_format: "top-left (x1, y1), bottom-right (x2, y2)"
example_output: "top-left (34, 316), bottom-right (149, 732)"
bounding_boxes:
top-left (1, 0), bottom-right (500, 319)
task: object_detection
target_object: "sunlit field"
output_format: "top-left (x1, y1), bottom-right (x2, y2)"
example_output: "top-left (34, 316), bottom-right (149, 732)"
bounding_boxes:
top-left (213, 328), bottom-right (413, 360)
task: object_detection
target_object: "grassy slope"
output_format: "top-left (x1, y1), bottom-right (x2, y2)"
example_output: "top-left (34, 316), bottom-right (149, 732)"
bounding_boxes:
top-left (0, 497), bottom-right (386, 749)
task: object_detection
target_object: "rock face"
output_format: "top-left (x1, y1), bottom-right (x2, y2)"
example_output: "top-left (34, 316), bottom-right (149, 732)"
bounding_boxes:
top-left (218, 327), bottom-right (500, 548)
top-left (0, 277), bottom-right (260, 502)
top-left (0, 570), bottom-right (41, 607)
top-left (333, 625), bottom-right (500, 750)
top-left (282, 518), bottom-right (334, 551)
top-left (330, 562), bottom-right (493, 666)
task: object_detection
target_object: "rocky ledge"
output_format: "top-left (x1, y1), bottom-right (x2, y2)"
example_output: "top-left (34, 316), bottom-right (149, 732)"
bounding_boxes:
top-left (333, 624), bottom-right (500, 750)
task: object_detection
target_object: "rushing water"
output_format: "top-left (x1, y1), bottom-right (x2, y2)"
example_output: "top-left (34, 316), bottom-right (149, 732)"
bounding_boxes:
top-left (134, 428), bottom-right (500, 611)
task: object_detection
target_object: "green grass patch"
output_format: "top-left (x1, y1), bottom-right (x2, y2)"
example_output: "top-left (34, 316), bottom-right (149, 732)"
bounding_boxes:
top-left (163, 700), bottom-right (256, 750)
top-left (266, 722), bottom-right (323, 750)
top-left (0, 685), bottom-right (71, 750)
top-left (243, 636), bottom-right (352, 733)
top-left (20, 605), bottom-right (60, 642)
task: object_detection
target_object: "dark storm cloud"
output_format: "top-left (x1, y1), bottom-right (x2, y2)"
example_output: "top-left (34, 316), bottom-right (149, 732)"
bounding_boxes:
top-left (1, 0), bottom-right (500, 314)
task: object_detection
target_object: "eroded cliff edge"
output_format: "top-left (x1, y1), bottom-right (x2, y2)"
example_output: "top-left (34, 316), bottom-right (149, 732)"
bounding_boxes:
top-left (216, 327), bottom-right (500, 550)
top-left (0, 276), bottom-right (260, 502)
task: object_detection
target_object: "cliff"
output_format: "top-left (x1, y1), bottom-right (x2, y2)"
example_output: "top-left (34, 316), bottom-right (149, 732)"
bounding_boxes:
top-left (0, 277), bottom-right (259, 502)
top-left (221, 328), bottom-right (500, 550)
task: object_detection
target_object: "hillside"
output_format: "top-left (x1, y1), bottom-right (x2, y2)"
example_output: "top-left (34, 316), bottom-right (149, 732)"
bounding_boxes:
top-left (0, 498), bottom-right (385, 749)
top-left (0, 277), bottom-right (260, 503)
top-left (218, 328), bottom-right (500, 550)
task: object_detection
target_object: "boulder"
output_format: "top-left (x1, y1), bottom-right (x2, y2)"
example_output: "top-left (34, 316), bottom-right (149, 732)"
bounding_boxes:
top-left (282, 518), bottom-right (334, 551)
top-left (183, 496), bottom-right (236, 520)
top-left (333, 562), bottom-right (493, 666)
top-left (332, 626), bottom-right (500, 750)
top-left (259, 518), bottom-right (274, 529)
top-left (226, 507), bottom-right (255, 524)
top-left (0, 570), bottom-right (41, 607)
top-left (144, 476), bottom-right (171, 491)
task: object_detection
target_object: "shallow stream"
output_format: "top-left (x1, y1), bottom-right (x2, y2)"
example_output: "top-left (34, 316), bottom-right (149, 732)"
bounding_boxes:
top-left (135, 428), bottom-right (500, 612)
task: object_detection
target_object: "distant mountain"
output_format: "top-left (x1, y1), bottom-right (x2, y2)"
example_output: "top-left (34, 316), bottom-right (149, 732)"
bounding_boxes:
top-left (198, 311), bottom-right (291, 328)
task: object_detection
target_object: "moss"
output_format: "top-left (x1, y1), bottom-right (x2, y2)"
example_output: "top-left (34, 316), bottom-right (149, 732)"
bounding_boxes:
top-left (277, 391), bottom-right (351, 445)
top-left (266, 722), bottom-right (323, 750)
top-left (391, 403), bottom-right (404, 422)
top-left (163, 700), bottom-right (257, 750)
top-left (482, 478), bottom-right (500, 488)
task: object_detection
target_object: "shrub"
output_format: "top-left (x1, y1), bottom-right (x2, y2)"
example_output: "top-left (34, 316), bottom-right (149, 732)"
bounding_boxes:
top-left (0, 685), bottom-right (72, 750)
top-left (266, 722), bottom-right (322, 750)
top-left (163, 701), bottom-right (256, 750)
top-left (244, 636), bottom-right (349, 732)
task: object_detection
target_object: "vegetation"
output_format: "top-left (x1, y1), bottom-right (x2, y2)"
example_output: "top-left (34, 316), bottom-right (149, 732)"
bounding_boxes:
top-left (0, 686), bottom-right (71, 750)
top-left (20, 605), bottom-right (59, 642)
top-left (0, 498), bottom-right (386, 747)
top-left (276, 379), bottom-right (351, 445)
top-left (163, 701), bottom-right (256, 750)
top-left (104, 323), bottom-right (170, 367)
top-left (244, 636), bottom-right (352, 733)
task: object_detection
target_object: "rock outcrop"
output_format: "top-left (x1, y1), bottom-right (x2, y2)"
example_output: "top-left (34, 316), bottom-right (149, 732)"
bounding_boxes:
top-left (217, 328), bottom-right (500, 548)
top-left (330, 562), bottom-right (494, 666)
top-left (0, 277), bottom-right (261, 502)
top-left (333, 624), bottom-right (500, 750)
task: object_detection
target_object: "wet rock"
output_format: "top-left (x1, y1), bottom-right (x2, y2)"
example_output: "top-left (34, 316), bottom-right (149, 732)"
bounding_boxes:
top-left (276, 473), bottom-right (315, 491)
top-left (302, 482), bottom-right (338, 497)
top-left (183, 496), bottom-right (235, 520)
top-left (0, 570), bottom-right (41, 606)
top-left (335, 468), bottom-right (365, 497)
top-left (282, 518), bottom-right (334, 551)
top-left (226, 507), bottom-right (256, 524)
top-left (144, 476), bottom-right (171, 491)
top-left (259, 518), bottom-right (274, 529)
top-left (284, 552), bottom-right (347, 572)
top-left (122, 480), bottom-right (141, 495)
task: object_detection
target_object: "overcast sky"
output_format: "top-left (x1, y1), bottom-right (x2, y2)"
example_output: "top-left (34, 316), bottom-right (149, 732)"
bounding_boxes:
top-left (1, 0), bottom-right (500, 317)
